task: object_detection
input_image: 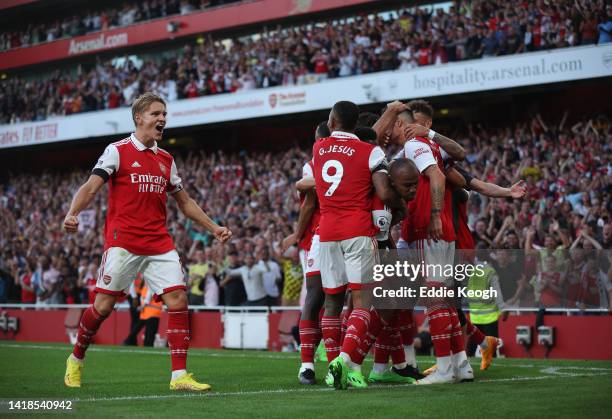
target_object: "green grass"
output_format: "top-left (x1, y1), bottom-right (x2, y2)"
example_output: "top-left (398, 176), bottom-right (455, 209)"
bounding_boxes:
top-left (0, 342), bottom-right (611, 418)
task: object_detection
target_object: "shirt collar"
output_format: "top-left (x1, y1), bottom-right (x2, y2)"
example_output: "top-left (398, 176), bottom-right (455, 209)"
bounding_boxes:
top-left (131, 133), bottom-right (158, 154)
top-left (330, 130), bottom-right (359, 140)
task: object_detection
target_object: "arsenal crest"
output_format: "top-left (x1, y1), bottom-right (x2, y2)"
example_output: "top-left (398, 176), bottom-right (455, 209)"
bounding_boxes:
top-left (159, 163), bottom-right (167, 174)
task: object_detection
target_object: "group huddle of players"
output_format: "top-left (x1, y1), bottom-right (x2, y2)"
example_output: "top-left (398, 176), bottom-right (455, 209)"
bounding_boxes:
top-left (282, 99), bottom-right (527, 389)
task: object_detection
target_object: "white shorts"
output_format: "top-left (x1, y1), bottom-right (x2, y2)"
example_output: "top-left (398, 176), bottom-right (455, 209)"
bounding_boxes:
top-left (305, 234), bottom-right (321, 278)
top-left (320, 236), bottom-right (378, 294)
top-left (96, 247), bottom-right (186, 301)
top-left (413, 239), bottom-right (455, 286)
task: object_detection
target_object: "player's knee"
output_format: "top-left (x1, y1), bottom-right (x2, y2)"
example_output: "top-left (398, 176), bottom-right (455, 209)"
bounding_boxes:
top-left (163, 289), bottom-right (188, 310)
top-left (93, 293), bottom-right (117, 317)
top-left (323, 293), bottom-right (343, 316)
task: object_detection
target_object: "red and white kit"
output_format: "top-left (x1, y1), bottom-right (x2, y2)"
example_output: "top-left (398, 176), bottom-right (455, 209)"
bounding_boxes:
top-left (298, 160), bottom-right (321, 279)
top-left (402, 137), bottom-right (456, 285)
top-left (92, 134), bottom-right (186, 300)
top-left (312, 130), bottom-right (387, 293)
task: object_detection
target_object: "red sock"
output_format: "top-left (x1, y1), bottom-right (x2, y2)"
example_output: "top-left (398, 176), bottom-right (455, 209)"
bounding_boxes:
top-left (167, 309), bottom-right (190, 371)
top-left (341, 308), bottom-right (371, 365)
top-left (374, 325), bottom-right (392, 364)
top-left (340, 308), bottom-right (352, 343)
top-left (356, 309), bottom-right (382, 364)
top-left (299, 319), bottom-right (321, 363)
top-left (397, 309), bottom-right (415, 345)
top-left (72, 306), bottom-right (108, 360)
top-left (389, 315), bottom-right (406, 365)
top-left (427, 308), bottom-right (452, 358)
top-left (466, 319), bottom-right (485, 346)
top-left (450, 309), bottom-right (465, 353)
top-left (321, 316), bottom-right (342, 362)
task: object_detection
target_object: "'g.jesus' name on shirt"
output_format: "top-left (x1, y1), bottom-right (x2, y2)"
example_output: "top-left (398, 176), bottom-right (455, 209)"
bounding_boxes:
top-left (130, 173), bottom-right (169, 193)
top-left (318, 144), bottom-right (355, 157)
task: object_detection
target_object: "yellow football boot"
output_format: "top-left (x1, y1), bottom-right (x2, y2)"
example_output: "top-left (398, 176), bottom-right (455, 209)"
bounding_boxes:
top-left (64, 356), bottom-right (83, 388)
top-left (170, 373), bottom-right (212, 391)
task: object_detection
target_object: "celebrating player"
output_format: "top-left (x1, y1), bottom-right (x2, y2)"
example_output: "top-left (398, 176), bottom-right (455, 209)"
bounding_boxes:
top-left (63, 92), bottom-right (232, 391)
top-left (282, 122), bottom-right (329, 385)
top-left (312, 101), bottom-right (402, 390)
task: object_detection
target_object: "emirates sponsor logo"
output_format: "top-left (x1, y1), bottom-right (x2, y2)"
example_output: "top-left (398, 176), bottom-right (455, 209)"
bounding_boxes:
top-left (413, 147), bottom-right (430, 158)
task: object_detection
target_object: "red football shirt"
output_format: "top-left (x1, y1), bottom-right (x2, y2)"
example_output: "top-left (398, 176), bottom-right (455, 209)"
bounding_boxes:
top-left (401, 137), bottom-right (456, 242)
top-left (298, 160), bottom-right (321, 251)
top-left (92, 134), bottom-right (183, 255)
top-left (312, 131), bottom-right (387, 242)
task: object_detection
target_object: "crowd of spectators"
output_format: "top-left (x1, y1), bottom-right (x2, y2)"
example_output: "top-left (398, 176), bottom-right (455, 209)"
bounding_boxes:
top-left (0, 111), bottom-right (610, 310)
top-left (0, 0), bottom-right (241, 52)
top-left (2, 0), bottom-right (611, 124)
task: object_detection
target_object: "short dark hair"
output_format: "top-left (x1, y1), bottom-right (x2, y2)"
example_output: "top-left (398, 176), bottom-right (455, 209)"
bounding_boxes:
top-left (407, 99), bottom-right (434, 119)
top-left (355, 126), bottom-right (377, 143)
top-left (332, 101), bottom-right (359, 131)
top-left (357, 112), bottom-right (379, 128)
top-left (389, 158), bottom-right (418, 178)
top-left (315, 121), bottom-right (330, 139)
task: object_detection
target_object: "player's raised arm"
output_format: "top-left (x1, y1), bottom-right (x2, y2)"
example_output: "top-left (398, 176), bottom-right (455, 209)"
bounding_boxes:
top-left (447, 165), bottom-right (526, 199)
top-left (372, 100), bottom-right (409, 147)
top-left (404, 124), bottom-right (466, 161)
top-left (172, 189), bottom-right (232, 243)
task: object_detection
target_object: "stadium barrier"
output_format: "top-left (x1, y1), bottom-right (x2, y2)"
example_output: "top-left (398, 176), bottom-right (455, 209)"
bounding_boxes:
top-left (0, 304), bottom-right (609, 360)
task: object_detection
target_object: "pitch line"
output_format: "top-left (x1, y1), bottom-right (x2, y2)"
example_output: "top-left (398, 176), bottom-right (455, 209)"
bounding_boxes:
top-left (8, 372), bottom-right (610, 404)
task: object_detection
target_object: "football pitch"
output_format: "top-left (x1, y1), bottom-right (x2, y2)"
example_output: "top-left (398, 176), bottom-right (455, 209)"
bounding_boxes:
top-left (0, 342), bottom-right (611, 418)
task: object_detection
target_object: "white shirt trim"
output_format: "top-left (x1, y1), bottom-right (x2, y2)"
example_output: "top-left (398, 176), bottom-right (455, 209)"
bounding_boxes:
top-left (131, 133), bottom-right (158, 154)
top-left (330, 130), bottom-right (359, 140)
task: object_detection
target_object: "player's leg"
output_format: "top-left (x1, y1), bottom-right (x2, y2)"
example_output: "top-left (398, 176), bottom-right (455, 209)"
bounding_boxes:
top-left (416, 240), bottom-right (462, 385)
top-left (320, 240), bottom-right (351, 389)
top-left (331, 236), bottom-right (378, 389)
top-left (144, 250), bottom-right (209, 391)
top-left (298, 236), bottom-right (325, 384)
top-left (475, 320), bottom-right (501, 371)
top-left (65, 247), bottom-right (136, 388)
top-left (143, 317), bottom-right (159, 347)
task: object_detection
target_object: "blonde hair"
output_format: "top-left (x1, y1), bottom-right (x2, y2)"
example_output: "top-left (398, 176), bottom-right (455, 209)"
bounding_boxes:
top-left (131, 92), bottom-right (166, 125)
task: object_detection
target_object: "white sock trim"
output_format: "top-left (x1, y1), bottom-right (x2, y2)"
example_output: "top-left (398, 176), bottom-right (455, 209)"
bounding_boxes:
top-left (373, 363), bottom-right (388, 374)
top-left (300, 362), bottom-right (315, 372)
top-left (171, 369), bottom-right (187, 380)
top-left (69, 354), bottom-right (83, 364)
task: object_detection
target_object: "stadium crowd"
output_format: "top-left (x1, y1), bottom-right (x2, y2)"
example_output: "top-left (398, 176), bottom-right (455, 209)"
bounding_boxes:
top-left (2, 0), bottom-right (611, 124)
top-left (0, 0), bottom-right (241, 51)
top-left (0, 111), bottom-right (610, 309)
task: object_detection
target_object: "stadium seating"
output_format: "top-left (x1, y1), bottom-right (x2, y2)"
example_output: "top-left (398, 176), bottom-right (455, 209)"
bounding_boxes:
top-left (1, 0), bottom-right (610, 124)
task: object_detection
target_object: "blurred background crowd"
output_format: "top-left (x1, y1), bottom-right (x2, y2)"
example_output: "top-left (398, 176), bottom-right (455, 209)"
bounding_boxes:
top-left (0, 111), bottom-right (610, 309)
top-left (1, 0), bottom-right (610, 124)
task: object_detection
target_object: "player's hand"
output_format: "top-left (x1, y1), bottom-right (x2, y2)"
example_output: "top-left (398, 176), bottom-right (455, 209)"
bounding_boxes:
top-left (404, 123), bottom-right (430, 140)
top-left (378, 129), bottom-right (392, 147)
top-left (213, 226), bottom-right (232, 243)
top-left (281, 233), bottom-right (298, 253)
top-left (509, 180), bottom-right (526, 199)
top-left (427, 214), bottom-right (443, 243)
top-left (386, 100), bottom-right (408, 115)
top-left (63, 215), bottom-right (79, 233)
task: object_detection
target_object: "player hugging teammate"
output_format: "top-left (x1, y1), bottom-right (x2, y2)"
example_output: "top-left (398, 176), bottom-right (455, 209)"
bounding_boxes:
top-left (291, 99), bottom-right (525, 389)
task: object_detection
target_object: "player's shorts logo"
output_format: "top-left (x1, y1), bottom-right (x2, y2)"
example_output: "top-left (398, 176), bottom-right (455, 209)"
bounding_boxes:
top-left (159, 163), bottom-right (166, 174)
top-left (102, 275), bottom-right (112, 285)
top-left (268, 94), bottom-right (278, 108)
top-left (308, 259), bottom-right (314, 267)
